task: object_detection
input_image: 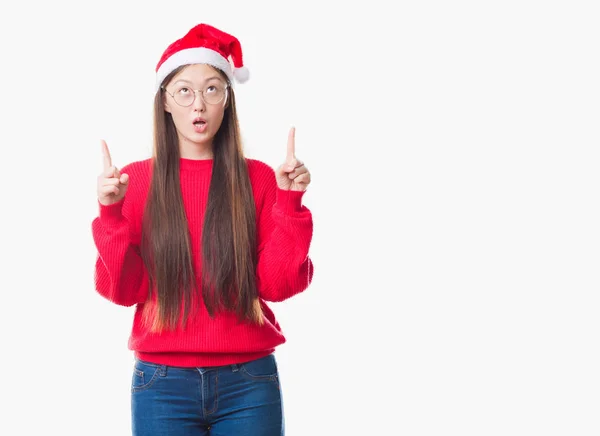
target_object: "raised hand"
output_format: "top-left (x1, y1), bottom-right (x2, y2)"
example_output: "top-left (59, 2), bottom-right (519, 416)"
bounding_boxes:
top-left (97, 140), bottom-right (129, 206)
top-left (275, 127), bottom-right (311, 191)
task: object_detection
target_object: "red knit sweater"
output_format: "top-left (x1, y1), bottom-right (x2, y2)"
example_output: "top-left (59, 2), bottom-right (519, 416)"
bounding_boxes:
top-left (91, 157), bottom-right (314, 367)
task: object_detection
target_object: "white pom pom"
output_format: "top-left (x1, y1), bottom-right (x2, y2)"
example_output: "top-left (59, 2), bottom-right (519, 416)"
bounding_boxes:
top-left (233, 66), bottom-right (249, 83)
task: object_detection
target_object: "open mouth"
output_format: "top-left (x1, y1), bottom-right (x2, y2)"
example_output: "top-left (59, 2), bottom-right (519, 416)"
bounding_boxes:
top-left (193, 117), bottom-right (207, 133)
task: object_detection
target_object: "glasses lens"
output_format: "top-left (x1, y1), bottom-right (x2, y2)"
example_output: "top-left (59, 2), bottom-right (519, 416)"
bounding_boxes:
top-left (173, 87), bottom-right (194, 106)
top-left (204, 85), bottom-right (226, 105)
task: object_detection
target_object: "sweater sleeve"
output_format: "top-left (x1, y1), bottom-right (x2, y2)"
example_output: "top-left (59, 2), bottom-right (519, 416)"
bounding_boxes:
top-left (255, 168), bottom-right (315, 302)
top-left (91, 195), bottom-right (149, 307)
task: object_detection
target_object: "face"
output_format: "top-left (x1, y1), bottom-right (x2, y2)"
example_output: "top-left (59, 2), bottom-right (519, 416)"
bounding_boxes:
top-left (163, 64), bottom-right (229, 152)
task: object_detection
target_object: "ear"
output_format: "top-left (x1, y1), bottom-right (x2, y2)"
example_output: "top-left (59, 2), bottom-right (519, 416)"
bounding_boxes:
top-left (163, 94), bottom-right (172, 113)
top-left (223, 89), bottom-right (230, 109)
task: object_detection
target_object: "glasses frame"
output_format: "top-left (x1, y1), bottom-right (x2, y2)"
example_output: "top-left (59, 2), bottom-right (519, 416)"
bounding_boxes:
top-left (162, 82), bottom-right (230, 107)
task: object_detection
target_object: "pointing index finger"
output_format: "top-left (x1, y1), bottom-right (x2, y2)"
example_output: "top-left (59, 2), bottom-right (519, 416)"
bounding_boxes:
top-left (287, 127), bottom-right (296, 161)
top-left (101, 139), bottom-right (112, 170)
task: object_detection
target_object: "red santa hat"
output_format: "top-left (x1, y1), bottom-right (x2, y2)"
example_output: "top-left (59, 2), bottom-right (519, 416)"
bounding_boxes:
top-left (154, 23), bottom-right (249, 92)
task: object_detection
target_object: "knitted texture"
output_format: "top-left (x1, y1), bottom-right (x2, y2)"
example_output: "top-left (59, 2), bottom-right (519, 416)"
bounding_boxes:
top-left (92, 157), bottom-right (314, 366)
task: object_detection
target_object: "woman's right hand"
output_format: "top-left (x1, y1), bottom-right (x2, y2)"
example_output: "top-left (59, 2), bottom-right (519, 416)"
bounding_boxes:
top-left (98, 139), bottom-right (129, 206)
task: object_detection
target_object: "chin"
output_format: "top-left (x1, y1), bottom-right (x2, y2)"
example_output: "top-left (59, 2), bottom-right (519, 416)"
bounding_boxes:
top-left (186, 132), bottom-right (214, 147)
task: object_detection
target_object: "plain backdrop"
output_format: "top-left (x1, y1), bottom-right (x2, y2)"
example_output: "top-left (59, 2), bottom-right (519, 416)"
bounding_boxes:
top-left (0, 0), bottom-right (599, 435)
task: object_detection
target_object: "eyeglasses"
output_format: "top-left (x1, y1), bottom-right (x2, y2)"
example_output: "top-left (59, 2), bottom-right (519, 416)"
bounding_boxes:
top-left (162, 82), bottom-right (229, 107)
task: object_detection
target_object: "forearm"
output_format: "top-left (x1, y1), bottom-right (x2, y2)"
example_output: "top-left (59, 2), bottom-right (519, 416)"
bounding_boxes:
top-left (92, 201), bottom-right (148, 306)
top-left (256, 188), bottom-right (315, 302)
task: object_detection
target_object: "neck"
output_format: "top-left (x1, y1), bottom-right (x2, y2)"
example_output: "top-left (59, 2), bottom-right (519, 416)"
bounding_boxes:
top-left (179, 136), bottom-right (214, 160)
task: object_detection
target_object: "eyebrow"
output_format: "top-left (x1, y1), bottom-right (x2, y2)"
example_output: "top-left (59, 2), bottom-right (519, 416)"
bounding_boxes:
top-left (173, 76), bottom-right (222, 86)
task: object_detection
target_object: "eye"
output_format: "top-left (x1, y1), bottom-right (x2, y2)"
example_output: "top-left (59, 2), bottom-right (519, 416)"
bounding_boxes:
top-left (177, 87), bottom-right (191, 95)
top-left (205, 85), bottom-right (217, 94)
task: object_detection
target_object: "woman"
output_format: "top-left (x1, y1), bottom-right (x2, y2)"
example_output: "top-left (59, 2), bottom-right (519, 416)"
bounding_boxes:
top-left (92, 23), bottom-right (314, 435)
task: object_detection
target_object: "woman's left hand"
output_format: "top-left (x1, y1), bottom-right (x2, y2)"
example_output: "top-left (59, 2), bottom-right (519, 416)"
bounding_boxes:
top-left (275, 127), bottom-right (311, 191)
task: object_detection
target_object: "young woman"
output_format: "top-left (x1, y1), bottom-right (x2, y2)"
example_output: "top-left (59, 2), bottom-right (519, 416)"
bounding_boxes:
top-left (92, 23), bottom-right (314, 435)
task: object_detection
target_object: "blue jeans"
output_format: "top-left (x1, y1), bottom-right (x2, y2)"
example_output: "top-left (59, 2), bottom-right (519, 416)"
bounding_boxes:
top-left (131, 353), bottom-right (284, 435)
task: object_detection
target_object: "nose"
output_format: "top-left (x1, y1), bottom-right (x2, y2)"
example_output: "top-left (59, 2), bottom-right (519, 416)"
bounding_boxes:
top-left (193, 90), bottom-right (206, 112)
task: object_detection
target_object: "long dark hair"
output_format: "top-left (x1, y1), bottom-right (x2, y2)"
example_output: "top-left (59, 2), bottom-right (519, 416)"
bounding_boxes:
top-left (140, 65), bottom-right (262, 332)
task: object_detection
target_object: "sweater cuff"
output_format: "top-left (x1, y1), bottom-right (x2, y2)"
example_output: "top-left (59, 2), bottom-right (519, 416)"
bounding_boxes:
top-left (98, 200), bottom-right (125, 227)
top-left (274, 188), bottom-right (306, 215)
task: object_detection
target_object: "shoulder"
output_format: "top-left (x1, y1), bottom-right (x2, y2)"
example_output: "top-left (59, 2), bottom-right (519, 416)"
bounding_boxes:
top-left (245, 158), bottom-right (277, 206)
top-left (121, 157), bottom-right (153, 176)
top-left (119, 158), bottom-right (153, 208)
top-left (246, 158), bottom-right (276, 183)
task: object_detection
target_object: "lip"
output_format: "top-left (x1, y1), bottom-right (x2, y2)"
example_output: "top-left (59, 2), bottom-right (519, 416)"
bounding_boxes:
top-left (192, 117), bottom-right (208, 134)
